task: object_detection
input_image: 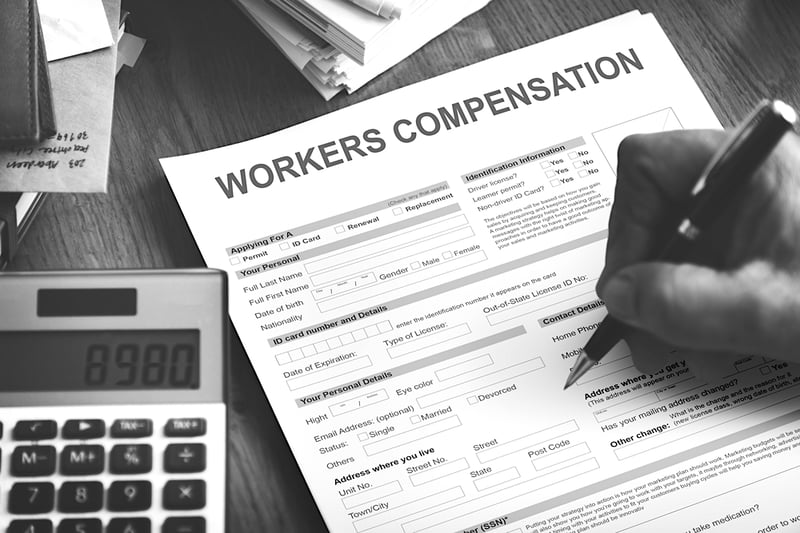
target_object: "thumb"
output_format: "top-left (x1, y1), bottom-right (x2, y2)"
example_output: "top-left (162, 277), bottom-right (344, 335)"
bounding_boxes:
top-left (598, 261), bottom-right (800, 358)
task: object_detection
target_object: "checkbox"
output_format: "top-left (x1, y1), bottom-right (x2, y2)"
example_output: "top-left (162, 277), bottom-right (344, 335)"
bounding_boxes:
top-left (327, 337), bottom-right (342, 349)
top-left (568, 151), bottom-right (579, 159)
top-left (411, 261), bottom-right (421, 270)
top-left (229, 257), bottom-right (240, 265)
top-left (377, 321), bottom-right (392, 333)
top-left (393, 207), bottom-right (403, 215)
top-left (467, 396), bottom-right (478, 405)
top-left (410, 415), bottom-right (421, 424)
top-left (550, 179), bottom-right (562, 187)
top-left (339, 333), bottom-right (355, 345)
top-left (443, 251), bottom-right (453, 259)
top-left (280, 242), bottom-right (290, 250)
top-left (353, 329), bottom-right (367, 341)
top-left (573, 161), bottom-right (584, 169)
top-left (540, 161), bottom-right (551, 169)
top-left (289, 349), bottom-right (304, 361)
top-left (314, 341), bottom-right (328, 353)
top-left (302, 345), bottom-right (317, 357)
top-left (335, 225), bottom-right (345, 234)
top-left (545, 170), bottom-right (555, 178)
top-left (358, 433), bottom-right (368, 442)
top-left (276, 353), bottom-right (291, 365)
top-left (578, 170), bottom-right (589, 178)
top-left (760, 366), bottom-right (772, 375)
top-left (365, 325), bottom-right (380, 337)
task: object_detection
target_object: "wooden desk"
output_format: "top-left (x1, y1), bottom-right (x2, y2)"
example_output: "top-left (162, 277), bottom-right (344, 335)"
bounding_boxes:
top-left (9, 1), bottom-right (800, 530)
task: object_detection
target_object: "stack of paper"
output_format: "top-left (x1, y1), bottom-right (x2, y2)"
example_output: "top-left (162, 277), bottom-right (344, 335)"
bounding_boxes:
top-left (235, 0), bottom-right (491, 99)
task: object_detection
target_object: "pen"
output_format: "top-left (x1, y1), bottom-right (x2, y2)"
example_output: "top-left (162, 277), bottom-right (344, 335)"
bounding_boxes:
top-left (563, 99), bottom-right (799, 390)
top-left (346, 0), bottom-right (403, 19)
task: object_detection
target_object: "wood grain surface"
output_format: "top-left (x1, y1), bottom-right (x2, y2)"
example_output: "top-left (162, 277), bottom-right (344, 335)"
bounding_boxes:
top-left (8, 0), bottom-right (800, 531)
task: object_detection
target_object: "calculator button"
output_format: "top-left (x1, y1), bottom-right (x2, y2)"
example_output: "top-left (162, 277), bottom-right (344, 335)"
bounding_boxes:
top-left (57, 481), bottom-right (103, 513)
top-left (12, 446), bottom-right (56, 476)
top-left (108, 480), bottom-right (152, 511)
top-left (111, 419), bottom-right (153, 438)
top-left (161, 517), bottom-right (205, 533)
top-left (9, 482), bottom-right (55, 514)
top-left (163, 480), bottom-right (206, 511)
top-left (57, 518), bottom-right (102, 533)
top-left (163, 480), bottom-right (205, 510)
top-left (60, 445), bottom-right (104, 476)
top-left (13, 420), bottom-right (57, 441)
top-left (107, 518), bottom-right (151, 533)
top-left (62, 420), bottom-right (105, 440)
top-left (164, 444), bottom-right (205, 473)
top-left (110, 444), bottom-right (152, 474)
top-left (8, 519), bottom-right (53, 533)
top-left (164, 418), bottom-right (205, 437)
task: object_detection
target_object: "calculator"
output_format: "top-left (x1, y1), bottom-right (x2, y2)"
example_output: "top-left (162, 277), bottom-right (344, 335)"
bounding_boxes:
top-left (0, 270), bottom-right (227, 533)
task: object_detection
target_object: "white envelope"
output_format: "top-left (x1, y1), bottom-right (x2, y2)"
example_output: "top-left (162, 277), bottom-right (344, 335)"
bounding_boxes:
top-left (592, 107), bottom-right (684, 174)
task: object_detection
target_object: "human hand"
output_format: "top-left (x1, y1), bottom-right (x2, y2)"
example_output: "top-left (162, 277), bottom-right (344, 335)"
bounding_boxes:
top-left (596, 128), bottom-right (800, 381)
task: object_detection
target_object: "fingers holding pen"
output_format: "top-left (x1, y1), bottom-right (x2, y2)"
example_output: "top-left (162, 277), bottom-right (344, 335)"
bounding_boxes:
top-left (599, 130), bottom-right (727, 291)
top-left (599, 260), bottom-right (800, 362)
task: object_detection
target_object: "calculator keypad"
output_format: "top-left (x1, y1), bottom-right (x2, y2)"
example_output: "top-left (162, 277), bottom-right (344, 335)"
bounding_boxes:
top-left (1, 404), bottom-right (224, 532)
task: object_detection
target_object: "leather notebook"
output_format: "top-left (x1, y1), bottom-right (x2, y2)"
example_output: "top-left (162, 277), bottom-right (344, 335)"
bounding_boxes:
top-left (0, 0), bottom-right (56, 146)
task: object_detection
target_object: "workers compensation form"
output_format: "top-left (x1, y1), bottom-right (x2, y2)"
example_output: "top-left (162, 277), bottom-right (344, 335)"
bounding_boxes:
top-left (162, 11), bottom-right (800, 533)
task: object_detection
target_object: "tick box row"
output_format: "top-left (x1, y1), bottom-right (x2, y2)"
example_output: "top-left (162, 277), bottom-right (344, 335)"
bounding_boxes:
top-left (539, 150), bottom-right (587, 169)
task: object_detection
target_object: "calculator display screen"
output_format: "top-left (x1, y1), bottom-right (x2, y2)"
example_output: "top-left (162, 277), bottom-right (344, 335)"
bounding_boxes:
top-left (0, 330), bottom-right (200, 391)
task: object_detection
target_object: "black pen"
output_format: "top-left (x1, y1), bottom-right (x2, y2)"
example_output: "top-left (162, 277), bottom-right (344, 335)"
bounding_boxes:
top-left (564, 99), bottom-right (799, 390)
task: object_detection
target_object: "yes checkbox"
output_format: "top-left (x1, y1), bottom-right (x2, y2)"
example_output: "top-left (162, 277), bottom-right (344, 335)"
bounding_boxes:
top-left (550, 179), bottom-right (562, 187)
top-left (540, 161), bottom-right (551, 169)
top-left (545, 170), bottom-right (555, 178)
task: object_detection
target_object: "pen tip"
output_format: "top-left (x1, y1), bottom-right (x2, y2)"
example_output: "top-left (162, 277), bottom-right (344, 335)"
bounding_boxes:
top-left (563, 349), bottom-right (594, 390)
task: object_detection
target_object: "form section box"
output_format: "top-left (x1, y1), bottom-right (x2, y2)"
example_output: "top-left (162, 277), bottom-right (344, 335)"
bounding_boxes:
top-left (306, 214), bottom-right (468, 275)
top-left (577, 354), bottom-right (633, 385)
top-left (353, 486), bottom-right (464, 532)
top-left (388, 323), bottom-right (472, 359)
top-left (286, 356), bottom-right (372, 391)
top-left (477, 420), bottom-right (579, 463)
top-left (363, 415), bottom-right (462, 456)
top-left (532, 442), bottom-right (591, 471)
top-left (342, 480), bottom-right (403, 510)
top-left (435, 353), bottom-right (493, 381)
top-left (409, 457), bottom-right (469, 486)
top-left (593, 392), bottom-right (657, 423)
top-left (417, 358), bottom-right (545, 409)
top-left (329, 389), bottom-right (389, 417)
top-left (473, 466), bottom-right (520, 491)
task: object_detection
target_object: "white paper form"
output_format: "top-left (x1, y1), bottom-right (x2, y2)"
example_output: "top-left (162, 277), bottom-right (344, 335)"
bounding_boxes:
top-left (161, 13), bottom-right (800, 533)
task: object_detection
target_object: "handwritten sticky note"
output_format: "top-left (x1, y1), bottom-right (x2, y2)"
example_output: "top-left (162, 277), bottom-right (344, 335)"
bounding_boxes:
top-left (0, 0), bottom-right (119, 193)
